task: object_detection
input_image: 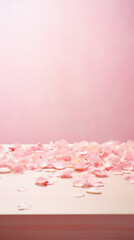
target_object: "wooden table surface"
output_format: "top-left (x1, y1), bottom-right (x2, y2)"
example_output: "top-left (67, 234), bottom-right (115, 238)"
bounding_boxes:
top-left (0, 168), bottom-right (134, 214)
top-left (0, 144), bottom-right (134, 239)
top-left (0, 144), bottom-right (134, 214)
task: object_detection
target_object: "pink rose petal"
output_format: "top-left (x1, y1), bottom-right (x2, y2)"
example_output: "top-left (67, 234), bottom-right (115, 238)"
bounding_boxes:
top-left (59, 169), bottom-right (73, 178)
top-left (39, 160), bottom-right (48, 169)
top-left (72, 193), bottom-right (85, 198)
top-left (17, 187), bottom-right (27, 192)
top-left (0, 167), bottom-right (12, 173)
top-left (8, 147), bottom-right (15, 152)
top-left (86, 187), bottom-right (102, 194)
top-left (73, 161), bottom-right (88, 171)
top-left (73, 178), bottom-right (86, 187)
top-left (92, 180), bottom-right (104, 187)
top-left (35, 176), bottom-right (56, 186)
top-left (18, 203), bottom-right (31, 211)
top-left (35, 177), bottom-right (49, 186)
top-left (13, 164), bottom-right (25, 174)
top-left (104, 153), bottom-right (121, 165)
top-left (110, 167), bottom-right (123, 175)
top-left (0, 145), bottom-right (4, 152)
top-left (92, 170), bottom-right (108, 177)
top-left (52, 160), bottom-right (66, 170)
top-left (46, 178), bottom-right (56, 185)
top-left (124, 175), bottom-right (134, 184)
top-left (121, 162), bottom-right (133, 171)
top-left (73, 173), bottom-right (104, 188)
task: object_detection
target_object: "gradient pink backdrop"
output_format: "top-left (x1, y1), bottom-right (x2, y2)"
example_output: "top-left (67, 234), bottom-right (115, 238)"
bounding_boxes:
top-left (0, 0), bottom-right (134, 144)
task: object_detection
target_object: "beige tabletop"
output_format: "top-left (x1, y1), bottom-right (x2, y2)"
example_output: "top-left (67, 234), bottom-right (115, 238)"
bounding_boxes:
top-left (0, 144), bottom-right (134, 215)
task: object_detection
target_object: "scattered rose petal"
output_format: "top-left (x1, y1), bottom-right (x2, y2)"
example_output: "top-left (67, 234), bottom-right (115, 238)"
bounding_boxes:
top-left (43, 169), bottom-right (56, 172)
top-left (0, 145), bottom-right (4, 151)
top-left (18, 203), bottom-right (31, 211)
top-left (0, 167), bottom-right (12, 173)
top-left (52, 160), bottom-right (66, 170)
top-left (121, 162), bottom-right (133, 171)
top-left (124, 175), bottom-right (134, 184)
top-left (92, 180), bottom-right (104, 187)
top-left (17, 187), bottom-right (27, 192)
top-left (64, 156), bottom-right (71, 161)
top-left (86, 187), bottom-right (102, 194)
top-left (59, 169), bottom-right (73, 178)
top-left (72, 193), bottom-right (85, 198)
top-left (73, 161), bottom-right (88, 171)
top-left (13, 164), bottom-right (25, 174)
top-left (73, 178), bottom-right (87, 187)
top-left (9, 147), bottom-right (15, 152)
top-left (39, 160), bottom-right (48, 168)
top-left (92, 170), bottom-right (108, 177)
top-left (34, 168), bottom-right (42, 172)
top-left (73, 173), bottom-right (104, 188)
top-left (110, 167), bottom-right (123, 175)
top-left (35, 177), bottom-right (49, 186)
top-left (35, 176), bottom-right (56, 186)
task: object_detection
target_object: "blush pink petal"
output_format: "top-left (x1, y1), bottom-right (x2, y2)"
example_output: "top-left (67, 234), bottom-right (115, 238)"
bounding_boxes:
top-left (73, 162), bottom-right (88, 171)
top-left (46, 178), bottom-right (56, 185)
top-left (17, 187), bottom-right (27, 192)
top-left (110, 167), bottom-right (123, 175)
top-left (104, 153), bottom-right (121, 165)
top-left (52, 160), bottom-right (66, 170)
top-left (35, 176), bottom-right (56, 186)
top-left (0, 145), bottom-right (4, 152)
top-left (59, 169), bottom-right (73, 178)
top-left (86, 187), bottom-right (102, 194)
top-left (57, 156), bottom-right (71, 162)
top-left (18, 203), bottom-right (31, 211)
top-left (72, 193), bottom-right (85, 198)
top-left (8, 147), bottom-right (15, 152)
top-left (93, 170), bottom-right (108, 177)
top-left (92, 180), bottom-right (104, 187)
top-left (121, 162), bottom-right (133, 171)
top-left (39, 160), bottom-right (48, 168)
top-left (13, 164), bottom-right (25, 174)
top-left (0, 167), bottom-right (12, 173)
top-left (73, 179), bottom-right (87, 187)
top-left (124, 175), bottom-right (134, 184)
top-left (35, 177), bottom-right (49, 186)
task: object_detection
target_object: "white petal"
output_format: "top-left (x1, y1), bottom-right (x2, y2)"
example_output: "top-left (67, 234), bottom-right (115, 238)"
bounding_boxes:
top-left (17, 203), bottom-right (31, 211)
top-left (17, 187), bottom-right (27, 192)
top-left (0, 167), bottom-right (12, 173)
top-left (72, 193), bottom-right (85, 198)
top-left (86, 187), bottom-right (102, 194)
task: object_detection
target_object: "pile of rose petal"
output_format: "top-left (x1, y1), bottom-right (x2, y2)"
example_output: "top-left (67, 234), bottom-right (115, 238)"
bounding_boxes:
top-left (0, 140), bottom-right (134, 195)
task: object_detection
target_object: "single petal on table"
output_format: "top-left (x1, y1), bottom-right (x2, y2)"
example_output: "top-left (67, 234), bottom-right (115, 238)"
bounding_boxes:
top-left (86, 187), bottom-right (102, 194)
top-left (124, 175), bottom-right (134, 184)
top-left (88, 180), bottom-right (104, 187)
top-left (110, 167), bottom-right (123, 175)
top-left (18, 203), bottom-right (31, 211)
top-left (73, 179), bottom-right (87, 187)
top-left (17, 187), bottom-right (27, 192)
top-left (92, 170), bottom-right (108, 177)
top-left (0, 167), bottom-right (12, 173)
top-left (72, 193), bottom-right (85, 198)
top-left (35, 177), bottom-right (49, 186)
top-left (59, 169), bottom-right (73, 178)
top-left (52, 160), bottom-right (66, 170)
top-left (121, 162), bottom-right (133, 171)
top-left (13, 164), bottom-right (25, 174)
top-left (35, 177), bottom-right (56, 186)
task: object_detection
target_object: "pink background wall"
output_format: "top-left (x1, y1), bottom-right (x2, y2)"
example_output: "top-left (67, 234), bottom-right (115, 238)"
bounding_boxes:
top-left (0, 0), bottom-right (134, 144)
